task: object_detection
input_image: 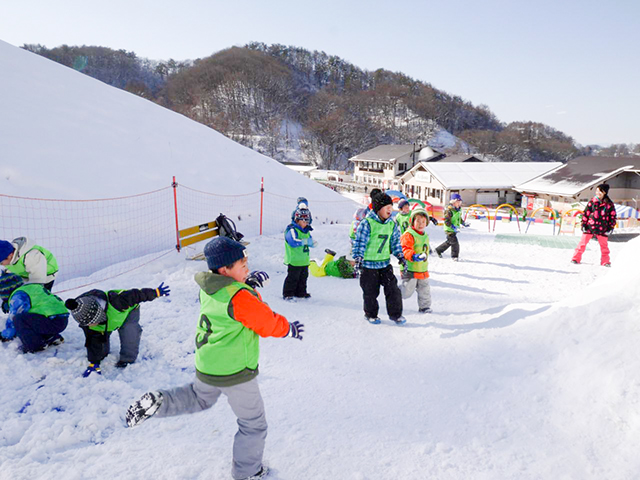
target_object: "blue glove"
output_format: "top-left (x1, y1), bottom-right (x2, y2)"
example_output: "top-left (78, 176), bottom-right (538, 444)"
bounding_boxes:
top-left (412, 253), bottom-right (427, 262)
top-left (452, 226), bottom-right (459, 233)
top-left (156, 282), bottom-right (170, 297)
top-left (246, 271), bottom-right (270, 289)
top-left (1, 300), bottom-right (8, 314)
top-left (462, 222), bottom-right (470, 228)
top-left (1, 318), bottom-right (16, 341)
top-left (82, 363), bottom-right (102, 378)
top-left (287, 321), bottom-right (304, 340)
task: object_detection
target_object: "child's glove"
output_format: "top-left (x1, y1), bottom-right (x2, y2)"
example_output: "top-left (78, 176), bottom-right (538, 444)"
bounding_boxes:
top-left (156, 282), bottom-right (170, 297)
top-left (286, 321), bottom-right (304, 340)
top-left (412, 253), bottom-right (427, 262)
top-left (1, 300), bottom-right (9, 314)
top-left (430, 217), bottom-right (439, 226)
top-left (452, 226), bottom-right (459, 233)
top-left (462, 221), bottom-right (470, 228)
top-left (246, 271), bottom-right (270, 289)
top-left (354, 258), bottom-right (363, 278)
top-left (397, 257), bottom-right (408, 269)
top-left (82, 363), bottom-right (102, 378)
top-left (1, 318), bottom-right (16, 341)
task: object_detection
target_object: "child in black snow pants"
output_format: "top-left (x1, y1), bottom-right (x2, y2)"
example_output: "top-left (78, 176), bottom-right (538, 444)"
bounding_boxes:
top-left (65, 283), bottom-right (170, 377)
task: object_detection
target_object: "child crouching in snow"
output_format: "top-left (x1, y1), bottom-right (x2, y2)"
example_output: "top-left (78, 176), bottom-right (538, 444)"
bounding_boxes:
top-left (400, 207), bottom-right (432, 313)
top-left (125, 236), bottom-right (304, 480)
top-left (65, 282), bottom-right (170, 377)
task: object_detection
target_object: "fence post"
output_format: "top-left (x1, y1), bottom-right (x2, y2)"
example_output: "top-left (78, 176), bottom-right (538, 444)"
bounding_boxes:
top-left (260, 177), bottom-right (264, 236)
top-left (172, 176), bottom-right (181, 251)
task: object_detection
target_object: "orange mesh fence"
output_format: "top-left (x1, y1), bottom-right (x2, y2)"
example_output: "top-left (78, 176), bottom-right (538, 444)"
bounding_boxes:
top-left (0, 179), bottom-right (357, 293)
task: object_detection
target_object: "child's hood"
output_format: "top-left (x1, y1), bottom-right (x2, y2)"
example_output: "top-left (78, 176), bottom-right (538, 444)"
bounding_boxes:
top-left (194, 271), bottom-right (236, 295)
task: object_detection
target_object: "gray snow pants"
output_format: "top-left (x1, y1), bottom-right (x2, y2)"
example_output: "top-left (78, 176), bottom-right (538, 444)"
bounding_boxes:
top-left (83, 308), bottom-right (142, 364)
top-left (400, 275), bottom-right (432, 309)
top-left (156, 377), bottom-right (267, 480)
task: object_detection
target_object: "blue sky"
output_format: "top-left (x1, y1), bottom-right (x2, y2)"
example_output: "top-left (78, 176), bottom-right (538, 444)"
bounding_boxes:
top-left (2, 0), bottom-right (639, 146)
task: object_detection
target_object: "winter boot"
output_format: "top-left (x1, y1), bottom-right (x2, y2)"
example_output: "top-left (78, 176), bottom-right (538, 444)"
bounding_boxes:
top-left (126, 391), bottom-right (163, 427)
top-left (436, 250), bottom-right (443, 258)
top-left (390, 316), bottom-right (407, 325)
top-left (324, 248), bottom-right (336, 256)
top-left (419, 307), bottom-right (432, 314)
top-left (365, 315), bottom-right (381, 325)
top-left (240, 466), bottom-right (269, 480)
top-left (115, 360), bottom-right (131, 369)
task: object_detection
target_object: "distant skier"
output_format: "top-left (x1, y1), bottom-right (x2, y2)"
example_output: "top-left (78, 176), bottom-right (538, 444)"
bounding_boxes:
top-left (125, 236), bottom-right (304, 480)
top-left (0, 271), bottom-right (68, 352)
top-left (65, 282), bottom-right (170, 377)
top-left (435, 193), bottom-right (469, 261)
top-left (0, 237), bottom-right (58, 291)
top-left (352, 190), bottom-right (407, 325)
top-left (571, 183), bottom-right (617, 267)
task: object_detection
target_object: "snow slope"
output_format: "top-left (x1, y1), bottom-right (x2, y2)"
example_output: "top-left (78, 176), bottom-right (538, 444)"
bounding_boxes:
top-left (1, 221), bottom-right (639, 480)
top-left (0, 39), bottom-right (346, 205)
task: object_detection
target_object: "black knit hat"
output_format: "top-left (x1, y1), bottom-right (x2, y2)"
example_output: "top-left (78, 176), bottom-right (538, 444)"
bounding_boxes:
top-left (597, 183), bottom-right (610, 194)
top-left (0, 272), bottom-right (23, 302)
top-left (372, 192), bottom-right (393, 213)
top-left (65, 296), bottom-right (107, 326)
top-left (294, 208), bottom-right (311, 223)
top-left (204, 236), bottom-right (246, 271)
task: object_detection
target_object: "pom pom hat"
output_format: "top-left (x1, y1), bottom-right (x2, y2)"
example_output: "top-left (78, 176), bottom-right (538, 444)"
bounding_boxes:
top-left (0, 272), bottom-right (23, 302)
top-left (65, 296), bottom-right (107, 326)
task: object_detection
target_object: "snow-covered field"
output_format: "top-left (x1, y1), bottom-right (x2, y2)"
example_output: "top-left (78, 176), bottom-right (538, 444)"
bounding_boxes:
top-left (2, 221), bottom-right (639, 480)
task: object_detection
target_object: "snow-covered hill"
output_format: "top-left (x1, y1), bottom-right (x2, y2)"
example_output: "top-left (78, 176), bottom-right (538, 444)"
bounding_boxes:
top-left (0, 39), bottom-right (348, 205)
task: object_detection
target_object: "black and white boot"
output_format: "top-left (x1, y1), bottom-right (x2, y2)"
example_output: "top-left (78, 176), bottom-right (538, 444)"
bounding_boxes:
top-left (241, 466), bottom-right (269, 480)
top-left (126, 391), bottom-right (163, 427)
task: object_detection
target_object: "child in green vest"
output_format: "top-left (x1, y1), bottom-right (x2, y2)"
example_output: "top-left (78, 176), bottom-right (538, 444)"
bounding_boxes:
top-left (435, 193), bottom-right (469, 261)
top-left (0, 237), bottom-right (58, 291)
top-left (310, 249), bottom-right (356, 278)
top-left (0, 271), bottom-right (68, 352)
top-left (395, 199), bottom-right (411, 234)
top-left (125, 236), bottom-right (304, 480)
top-left (65, 283), bottom-right (170, 377)
top-left (283, 208), bottom-right (316, 300)
top-left (400, 208), bottom-right (432, 313)
top-left (352, 191), bottom-right (407, 325)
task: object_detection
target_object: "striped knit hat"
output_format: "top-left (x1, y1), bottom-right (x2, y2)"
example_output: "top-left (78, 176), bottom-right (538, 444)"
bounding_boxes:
top-left (0, 272), bottom-right (23, 302)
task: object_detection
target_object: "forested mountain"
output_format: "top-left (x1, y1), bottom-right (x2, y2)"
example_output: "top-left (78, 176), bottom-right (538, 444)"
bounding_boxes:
top-left (22, 43), bottom-right (639, 168)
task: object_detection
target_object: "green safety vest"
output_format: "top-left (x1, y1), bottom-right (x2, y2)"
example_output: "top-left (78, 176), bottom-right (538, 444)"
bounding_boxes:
top-left (363, 217), bottom-right (395, 262)
top-left (88, 289), bottom-right (138, 333)
top-left (195, 282), bottom-right (260, 376)
top-left (444, 206), bottom-right (463, 234)
top-left (395, 212), bottom-right (411, 233)
top-left (7, 245), bottom-right (58, 278)
top-left (9, 283), bottom-right (67, 317)
top-left (284, 227), bottom-right (311, 266)
top-left (406, 229), bottom-right (429, 273)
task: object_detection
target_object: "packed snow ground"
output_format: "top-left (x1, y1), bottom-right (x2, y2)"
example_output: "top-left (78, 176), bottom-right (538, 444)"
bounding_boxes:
top-left (2, 221), bottom-right (639, 480)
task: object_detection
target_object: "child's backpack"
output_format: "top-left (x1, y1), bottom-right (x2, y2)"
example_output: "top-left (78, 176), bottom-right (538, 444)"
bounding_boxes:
top-left (216, 213), bottom-right (244, 243)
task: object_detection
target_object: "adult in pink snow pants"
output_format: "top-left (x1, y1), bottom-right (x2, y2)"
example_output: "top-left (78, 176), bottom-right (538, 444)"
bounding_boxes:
top-left (571, 183), bottom-right (617, 266)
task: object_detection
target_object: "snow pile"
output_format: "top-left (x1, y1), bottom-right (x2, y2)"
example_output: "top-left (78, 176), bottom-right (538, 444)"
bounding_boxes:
top-left (1, 221), bottom-right (639, 479)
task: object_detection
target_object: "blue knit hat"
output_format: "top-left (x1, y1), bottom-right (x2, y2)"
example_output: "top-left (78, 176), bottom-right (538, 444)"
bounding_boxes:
top-left (204, 236), bottom-right (247, 271)
top-left (0, 240), bottom-right (14, 262)
top-left (451, 193), bottom-right (462, 202)
top-left (0, 272), bottom-right (24, 302)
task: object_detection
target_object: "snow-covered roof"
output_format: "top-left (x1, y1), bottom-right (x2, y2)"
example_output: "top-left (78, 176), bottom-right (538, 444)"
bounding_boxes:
top-left (407, 162), bottom-right (562, 189)
top-left (515, 156), bottom-right (640, 196)
top-left (349, 144), bottom-right (439, 163)
top-left (285, 164), bottom-right (318, 173)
